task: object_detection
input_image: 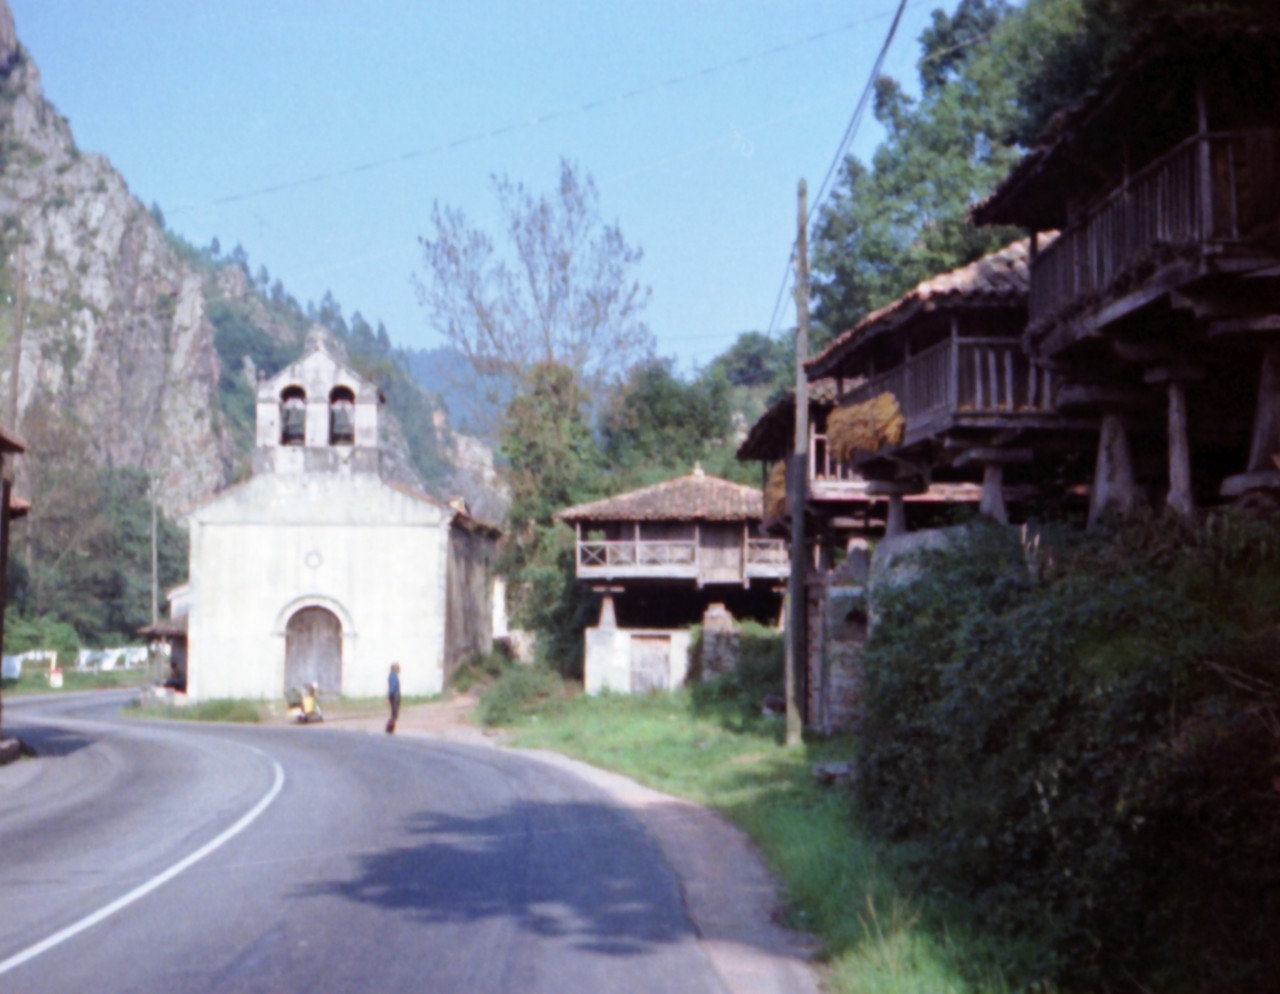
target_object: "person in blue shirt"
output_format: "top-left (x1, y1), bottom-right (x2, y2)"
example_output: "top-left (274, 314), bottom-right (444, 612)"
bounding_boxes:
top-left (386, 662), bottom-right (401, 734)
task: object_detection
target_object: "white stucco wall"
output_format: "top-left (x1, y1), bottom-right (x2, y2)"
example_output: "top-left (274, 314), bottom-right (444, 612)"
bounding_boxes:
top-left (185, 473), bottom-right (451, 701)
top-left (584, 628), bottom-right (692, 695)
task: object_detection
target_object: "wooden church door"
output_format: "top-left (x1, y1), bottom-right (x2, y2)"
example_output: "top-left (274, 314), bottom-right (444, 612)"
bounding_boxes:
top-left (285, 607), bottom-right (342, 695)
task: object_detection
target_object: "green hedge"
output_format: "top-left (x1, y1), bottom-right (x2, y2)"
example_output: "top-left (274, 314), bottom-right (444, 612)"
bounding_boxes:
top-left (857, 513), bottom-right (1280, 991)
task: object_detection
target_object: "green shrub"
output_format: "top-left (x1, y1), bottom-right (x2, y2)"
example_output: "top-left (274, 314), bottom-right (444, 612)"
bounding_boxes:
top-left (475, 666), bottom-right (566, 727)
top-left (691, 620), bottom-right (784, 728)
top-left (450, 650), bottom-right (509, 693)
top-left (857, 512), bottom-right (1280, 991)
top-left (3, 610), bottom-right (80, 660)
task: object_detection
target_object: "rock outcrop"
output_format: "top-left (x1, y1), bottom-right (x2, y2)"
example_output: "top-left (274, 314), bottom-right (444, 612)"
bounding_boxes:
top-left (0, 2), bottom-right (504, 527)
top-left (0, 2), bottom-right (228, 513)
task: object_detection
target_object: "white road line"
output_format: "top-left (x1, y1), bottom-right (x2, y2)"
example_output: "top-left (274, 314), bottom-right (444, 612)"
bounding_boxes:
top-left (0, 747), bottom-right (286, 977)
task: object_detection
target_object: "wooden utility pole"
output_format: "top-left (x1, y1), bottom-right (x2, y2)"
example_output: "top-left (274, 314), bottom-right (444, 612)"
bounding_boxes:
top-left (784, 179), bottom-right (810, 748)
top-left (8, 240), bottom-right (23, 427)
top-left (150, 473), bottom-right (159, 626)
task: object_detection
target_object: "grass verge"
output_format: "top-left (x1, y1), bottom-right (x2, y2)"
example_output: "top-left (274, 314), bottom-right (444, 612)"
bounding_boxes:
top-left (125, 693), bottom-right (442, 724)
top-left (127, 698), bottom-right (267, 723)
top-left (2, 668), bottom-right (152, 695)
top-left (510, 686), bottom-right (1017, 994)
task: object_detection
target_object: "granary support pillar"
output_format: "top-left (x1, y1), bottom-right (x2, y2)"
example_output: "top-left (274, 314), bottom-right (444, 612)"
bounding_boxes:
top-left (956, 447), bottom-right (1032, 526)
top-left (1144, 364), bottom-right (1204, 522)
top-left (1221, 344), bottom-right (1280, 501)
top-left (594, 586), bottom-right (624, 630)
top-left (1089, 412), bottom-right (1138, 527)
top-left (981, 464), bottom-right (1008, 524)
top-left (1248, 346), bottom-right (1280, 473)
top-left (866, 479), bottom-right (924, 539)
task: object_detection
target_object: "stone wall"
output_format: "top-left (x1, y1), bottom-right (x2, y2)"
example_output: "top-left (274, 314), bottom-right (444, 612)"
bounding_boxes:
top-left (696, 602), bottom-right (739, 680)
top-left (445, 522), bottom-right (498, 677)
top-left (805, 541), bottom-right (871, 733)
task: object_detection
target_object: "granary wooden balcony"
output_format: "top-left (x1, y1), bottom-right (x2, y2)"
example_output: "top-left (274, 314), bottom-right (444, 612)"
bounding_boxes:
top-left (560, 468), bottom-right (789, 590)
top-left (1029, 128), bottom-right (1280, 340)
top-left (807, 431), bottom-right (866, 501)
top-left (575, 533), bottom-right (789, 585)
top-left (838, 337), bottom-right (1058, 457)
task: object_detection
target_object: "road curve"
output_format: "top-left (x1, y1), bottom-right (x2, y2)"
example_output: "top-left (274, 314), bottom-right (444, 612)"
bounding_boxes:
top-left (0, 693), bottom-right (749, 994)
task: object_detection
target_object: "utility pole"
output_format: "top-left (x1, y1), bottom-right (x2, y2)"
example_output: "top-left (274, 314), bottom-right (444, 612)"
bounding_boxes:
top-left (0, 240), bottom-right (23, 736)
top-left (784, 179), bottom-right (810, 748)
top-left (9, 240), bottom-right (23, 427)
top-left (150, 473), bottom-right (159, 627)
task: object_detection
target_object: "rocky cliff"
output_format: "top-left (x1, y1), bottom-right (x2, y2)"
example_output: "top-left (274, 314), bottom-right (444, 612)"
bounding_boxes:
top-left (0, 1), bottom-right (504, 519)
top-left (0, 1), bottom-right (229, 513)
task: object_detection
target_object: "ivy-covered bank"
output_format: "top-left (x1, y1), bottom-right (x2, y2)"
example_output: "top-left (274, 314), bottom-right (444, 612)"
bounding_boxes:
top-left (858, 512), bottom-right (1280, 992)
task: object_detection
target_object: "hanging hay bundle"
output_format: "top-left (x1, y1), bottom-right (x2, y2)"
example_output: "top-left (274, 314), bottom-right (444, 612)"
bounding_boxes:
top-left (764, 461), bottom-right (788, 520)
top-left (827, 393), bottom-right (905, 462)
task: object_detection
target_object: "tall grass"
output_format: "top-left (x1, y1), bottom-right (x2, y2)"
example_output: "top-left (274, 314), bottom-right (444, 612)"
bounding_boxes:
top-left (128, 698), bottom-right (265, 723)
top-left (2, 667), bottom-right (151, 695)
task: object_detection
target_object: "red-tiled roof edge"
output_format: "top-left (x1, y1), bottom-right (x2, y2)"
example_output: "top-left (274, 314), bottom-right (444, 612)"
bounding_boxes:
top-left (385, 479), bottom-right (502, 535)
top-left (806, 237), bottom-right (1039, 378)
top-left (736, 378), bottom-right (844, 462)
top-left (557, 469), bottom-right (764, 523)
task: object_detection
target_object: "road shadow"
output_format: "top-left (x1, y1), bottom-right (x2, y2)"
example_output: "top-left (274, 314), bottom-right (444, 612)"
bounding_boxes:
top-left (300, 799), bottom-right (693, 956)
top-left (4, 723), bottom-right (93, 757)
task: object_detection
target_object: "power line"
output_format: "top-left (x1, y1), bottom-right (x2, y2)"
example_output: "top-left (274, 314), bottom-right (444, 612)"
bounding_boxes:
top-left (809, 0), bottom-right (910, 222)
top-left (172, 7), bottom-right (917, 217)
top-left (765, 0), bottom-right (911, 340)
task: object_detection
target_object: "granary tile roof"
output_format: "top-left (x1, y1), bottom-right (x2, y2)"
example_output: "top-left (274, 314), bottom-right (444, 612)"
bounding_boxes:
top-left (556, 466), bottom-right (764, 523)
top-left (736, 378), bottom-right (843, 462)
top-left (805, 238), bottom-right (1040, 379)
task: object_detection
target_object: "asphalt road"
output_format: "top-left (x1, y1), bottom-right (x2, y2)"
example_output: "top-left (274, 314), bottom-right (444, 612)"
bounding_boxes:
top-left (0, 692), bottom-right (734, 994)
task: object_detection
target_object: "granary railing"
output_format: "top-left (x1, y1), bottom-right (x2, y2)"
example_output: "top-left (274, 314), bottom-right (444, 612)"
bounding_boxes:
top-left (1030, 128), bottom-right (1280, 331)
top-left (577, 539), bottom-right (696, 572)
top-left (809, 433), bottom-right (861, 482)
top-left (746, 538), bottom-right (789, 571)
top-left (836, 338), bottom-right (1055, 448)
top-left (576, 536), bottom-right (788, 581)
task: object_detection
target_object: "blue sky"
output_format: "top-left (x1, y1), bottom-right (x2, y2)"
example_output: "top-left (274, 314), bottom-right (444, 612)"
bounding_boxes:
top-left (10, 1), bottom-right (942, 372)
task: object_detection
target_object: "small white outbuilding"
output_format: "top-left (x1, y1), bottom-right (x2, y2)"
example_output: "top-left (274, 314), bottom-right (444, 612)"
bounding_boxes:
top-left (183, 333), bottom-right (499, 702)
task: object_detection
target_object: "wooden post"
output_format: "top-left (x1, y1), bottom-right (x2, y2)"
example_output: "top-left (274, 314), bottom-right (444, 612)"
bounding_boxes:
top-left (1196, 74), bottom-right (1214, 241)
top-left (1246, 347), bottom-right (1280, 473)
top-left (980, 463), bottom-right (1009, 525)
top-left (0, 465), bottom-right (9, 735)
top-left (8, 241), bottom-right (23, 427)
top-left (949, 315), bottom-right (959, 407)
top-left (150, 473), bottom-right (160, 627)
top-left (1166, 380), bottom-right (1195, 521)
top-left (784, 180), bottom-right (810, 748)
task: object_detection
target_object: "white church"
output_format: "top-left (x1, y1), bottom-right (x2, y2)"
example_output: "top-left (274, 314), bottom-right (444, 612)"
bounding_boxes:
top-left (181, 333), bottom-right (500, 702)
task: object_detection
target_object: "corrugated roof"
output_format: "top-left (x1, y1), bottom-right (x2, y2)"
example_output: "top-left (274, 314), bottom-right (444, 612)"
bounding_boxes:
top-left (557, 466), bottom-right (764, 523)
top-left (806, 238), bottom-right (1038, 379)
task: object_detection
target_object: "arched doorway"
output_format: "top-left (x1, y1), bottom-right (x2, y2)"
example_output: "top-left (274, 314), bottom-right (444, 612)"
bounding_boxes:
top-left (285, 607), bottom-right (342, 695)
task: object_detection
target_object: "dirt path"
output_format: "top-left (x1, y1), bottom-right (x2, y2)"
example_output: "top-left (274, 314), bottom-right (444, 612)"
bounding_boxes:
top-left (300, 690), bottom-right (495, 744)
